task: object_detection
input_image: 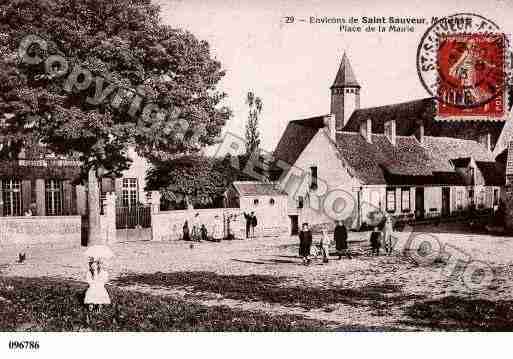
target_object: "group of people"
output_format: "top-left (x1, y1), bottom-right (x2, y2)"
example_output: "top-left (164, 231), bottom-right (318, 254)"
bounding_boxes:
top-left (298, 215), bottom-right (395, 265)
top-left (298, 220), bottom-right (349, 266)
top-left (182, 213), bottom-right (224, 242)
top-left (179, 211), bottom-right (258, 242)
top-left (243, 211), bottom-right (258, 239)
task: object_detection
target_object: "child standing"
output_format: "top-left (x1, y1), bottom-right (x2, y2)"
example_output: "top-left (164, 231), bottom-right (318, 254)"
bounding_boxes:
top-left (212, 215), bottom-right (223, 242)
top-left (382, 215), bottom-right (394, 255)
top-left (84, 258), bottom-right (111, 313)
top-left (320, 225), bottom-right (330, 263)
top-left (370, 227), bottom-right (382, 256)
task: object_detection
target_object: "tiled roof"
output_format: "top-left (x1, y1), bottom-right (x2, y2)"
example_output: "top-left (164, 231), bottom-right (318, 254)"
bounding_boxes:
top-left (331, 53), bottom-right (360, 88)
top-left (231, 181), bottom-right (287, 196)
top-left (272, 116), bottom-right (325, 166)
top-left (372, 135), bottom-right (433, 177)
top-left (335, 133), bottom-right (434, 184)
top-left (344, 98), bottom-right (505, 149)
top-left (334, 132), bottom-right (385, 184)
top-left (334, 133), bottom-right (504, 186)
top-left (272, 112), bottom-right (504, 187)
top-left (345, 98), bottom-right (431, 134)
top-left (422, 136), bottom-right (495, 171)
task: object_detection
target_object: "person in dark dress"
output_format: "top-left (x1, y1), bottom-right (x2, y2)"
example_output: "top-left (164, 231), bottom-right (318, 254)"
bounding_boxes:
top-left (298, 223), bottom-right (312, 265)
top-left (370, 227), bottom-right (382, 256)
top-left (243, 212), bottom-right (252, 239)
top-left (182, 220), bottom-right (190, 241)
top-left (200, 224), bottom-right (208, 241)
top-left (251, 212), bottom-right (257, 238)
top-left (334, 220), bottom-right (351, 259)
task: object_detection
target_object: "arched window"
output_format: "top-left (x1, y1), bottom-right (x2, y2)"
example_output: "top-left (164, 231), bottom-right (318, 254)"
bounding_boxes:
top-left (269, 198), bottom-right (275, 205)
top-left (253, 198), bottom-right (259, 206)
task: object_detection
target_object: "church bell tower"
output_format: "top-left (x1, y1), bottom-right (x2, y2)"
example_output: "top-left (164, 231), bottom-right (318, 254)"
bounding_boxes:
top-left (330, 53), bottom-right (361, 130)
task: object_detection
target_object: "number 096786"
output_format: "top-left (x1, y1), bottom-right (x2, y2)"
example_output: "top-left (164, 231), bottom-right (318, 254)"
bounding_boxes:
top-left (8, 341), bottom-right (40, 350)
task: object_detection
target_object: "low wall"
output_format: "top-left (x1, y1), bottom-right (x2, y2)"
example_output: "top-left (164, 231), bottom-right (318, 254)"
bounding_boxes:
top-left (0, 216), bottom-right (81, 246)
top-left (151, 208), bottom-right (288, 241)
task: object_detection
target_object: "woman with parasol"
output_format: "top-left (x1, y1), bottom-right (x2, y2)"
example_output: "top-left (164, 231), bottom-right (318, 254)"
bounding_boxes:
top-left (83, 245), bottom-right (114, 313)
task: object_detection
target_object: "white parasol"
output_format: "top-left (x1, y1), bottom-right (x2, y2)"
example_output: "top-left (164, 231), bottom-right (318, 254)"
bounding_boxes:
top-left (83, 245), bottom-right (115, 259)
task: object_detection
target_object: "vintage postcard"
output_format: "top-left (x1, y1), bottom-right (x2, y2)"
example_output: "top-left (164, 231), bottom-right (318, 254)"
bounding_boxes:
top-left (0, 0), bottom-right (513, 357)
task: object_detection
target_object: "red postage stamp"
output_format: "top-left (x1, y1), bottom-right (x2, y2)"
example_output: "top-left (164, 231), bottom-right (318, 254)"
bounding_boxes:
top-left (417, 13), bottom-right (508, 119)
top-left (437, 33), bottom-right (505, 117)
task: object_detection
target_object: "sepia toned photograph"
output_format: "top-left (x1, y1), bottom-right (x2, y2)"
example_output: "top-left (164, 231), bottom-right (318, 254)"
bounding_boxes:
top-left (1, 0), bottom-right (513, 352)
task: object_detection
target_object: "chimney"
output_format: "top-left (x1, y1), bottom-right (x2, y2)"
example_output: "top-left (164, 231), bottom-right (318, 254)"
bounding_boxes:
top-left (359, 118), bottom-right (372, 143)
top-left (384, 119), bottom-right (396, 146)
top-left (323, 114), bottom-right (336, 141)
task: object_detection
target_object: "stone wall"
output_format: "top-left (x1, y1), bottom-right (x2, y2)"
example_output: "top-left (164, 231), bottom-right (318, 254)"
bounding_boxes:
top-left (0, 215), bottom-right (81, 246)
top-left (151, 208), bottom-right (289, 241)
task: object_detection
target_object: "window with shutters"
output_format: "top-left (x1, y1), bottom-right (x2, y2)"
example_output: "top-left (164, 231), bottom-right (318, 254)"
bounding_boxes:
top-left (386, 187), bottom-right (396, 213)
top-left (401, 187), bottom-right (410, 212)
top-left (457, 190), bottom-right (463, 210)
top-left (3, 179), bottom-right (22, 216)
top-left (297, 195), bottom-right (304, 209)
top-left (310, 166), bottom-right (318, 190)
top-left (45, 179), bottom-right (63, 216)
top-left (468, 189), bottom-right (474, 206)
top-left (122, 178), bottom-right (138, 208)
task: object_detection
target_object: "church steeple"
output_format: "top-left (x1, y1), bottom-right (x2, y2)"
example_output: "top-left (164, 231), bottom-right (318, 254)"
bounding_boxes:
top-left (331, 53), bottom-right (360, 89)
top-left (330, 53), bottom-right (361, 130)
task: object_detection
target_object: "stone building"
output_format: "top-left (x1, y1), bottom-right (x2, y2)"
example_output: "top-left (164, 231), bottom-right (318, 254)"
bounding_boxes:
top-left (272, 53), bottom-right (506, 231)
top-left (224, 181), bottom-right (289, 236)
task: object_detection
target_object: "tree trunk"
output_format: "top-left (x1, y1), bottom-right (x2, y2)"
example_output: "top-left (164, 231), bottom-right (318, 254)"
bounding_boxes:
top-left (87, 167), bottom-right (102, 246)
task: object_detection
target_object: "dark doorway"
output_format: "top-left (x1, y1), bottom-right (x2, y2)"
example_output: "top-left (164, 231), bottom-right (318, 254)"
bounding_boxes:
top-left (415, 187), bottom-right (424, 219)
top-left (442, 187), bottom-right (450, 217)
top-left (289, 215), bottom-right (299, 235)
top-left (81, 215), bottom-right (88, 246)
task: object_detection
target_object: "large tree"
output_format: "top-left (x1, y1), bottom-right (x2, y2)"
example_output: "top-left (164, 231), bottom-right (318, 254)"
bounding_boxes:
top-left (0, 0), bottom-right (231, 244)
top-left (244, 91), bottom-right (262, 155)
top-left (146, 155), bottom-right (250, 209)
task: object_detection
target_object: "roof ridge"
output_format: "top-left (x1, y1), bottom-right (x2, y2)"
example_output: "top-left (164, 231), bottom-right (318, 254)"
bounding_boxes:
top-left (424, 136), bottom-right (485, 144)
top-left (290, 114), bottom-right (331, 123)
top-left (336, 130), bottom-right (359, 135)
top-left (351, 97), bottom-right (433, 113)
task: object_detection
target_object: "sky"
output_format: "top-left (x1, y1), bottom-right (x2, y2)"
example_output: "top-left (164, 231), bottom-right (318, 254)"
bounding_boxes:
top-left (157, 0), bottom-right (513, 153)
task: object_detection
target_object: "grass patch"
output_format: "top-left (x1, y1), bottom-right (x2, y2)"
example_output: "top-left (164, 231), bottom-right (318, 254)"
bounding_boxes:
top-left (0, 277), bottom-right (331, 331)
top-left (113, 271), bottom-right (421, 310)
top-left (404, 296), bottom-right (513, 331)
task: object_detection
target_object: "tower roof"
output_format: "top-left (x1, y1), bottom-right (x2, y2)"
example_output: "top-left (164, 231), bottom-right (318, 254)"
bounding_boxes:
top-left (331, 53), bottom-right (360, 88)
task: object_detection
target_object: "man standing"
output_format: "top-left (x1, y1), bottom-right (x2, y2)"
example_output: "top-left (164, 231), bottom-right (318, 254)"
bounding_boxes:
top-left (251, 211), bottom-right (257, 238)
top-left (334, 220), bottom-right (351, 259)
top-left (299, 222), bottom-right (312, 265)
top-left (243, 212), bottom-right (251, 239)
